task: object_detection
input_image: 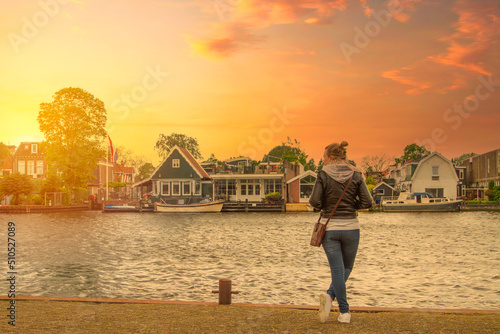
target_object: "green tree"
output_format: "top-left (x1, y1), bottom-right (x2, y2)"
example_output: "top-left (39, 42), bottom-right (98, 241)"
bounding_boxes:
top-left (136, 162), bottom-right (155, 181)
top-left (263, 137), bottom-right (308, 165)
top-left (114, 145), bottom-right (151, 178)
top-left (0, 142), bottom-right (11, 160)
top-left (206, 153), bottom-right (222, 165)
top-left (155, 133), bottom-right (202, 160)
top-left (485, 180), bottom-right (500, 202)
top-left (0, 142), bottom-right (11, 172)
top-left (453, 152), bottom-right (477, 164)
top-left (0, 173), bottom-right (34, 205)
top-left (40, 173), bottom-right (63, 196)
top-left (395, 143), bottom-right (430, 164)
top-left (304, 158), bottom-right (316, 171)
top-left (37, 87), bottom-right (107, 188)
top-left (317, 158), bottom-right (324, 171)
top-left (365, 175), bottom-right (378, 185)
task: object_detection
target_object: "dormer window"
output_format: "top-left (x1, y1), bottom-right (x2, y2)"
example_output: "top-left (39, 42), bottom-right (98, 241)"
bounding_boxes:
top-left (31, 144), bottom-right (38, 154)
top-left (172, 159), bottom-right (180, 168)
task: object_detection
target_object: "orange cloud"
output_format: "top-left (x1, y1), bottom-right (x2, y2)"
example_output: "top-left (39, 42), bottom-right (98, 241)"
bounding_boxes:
top-left (383, 0), bottom-right (500, 94)
top-left (382, 68), bottom-right (431, 94)
top-left (428, 0), bottom-right (500, 76)
top-left (359, 0), bottom-right (374, 17)
top-left (190, 0), bottom-right (348, 57)
top-left (388, 0), bottom-right (423, 23)
top-left (190, 22), bottom-right (263, 57)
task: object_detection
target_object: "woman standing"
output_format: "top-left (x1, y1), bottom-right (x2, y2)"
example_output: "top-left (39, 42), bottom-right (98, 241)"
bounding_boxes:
top-left (309, 141), bottom-right (372, 324)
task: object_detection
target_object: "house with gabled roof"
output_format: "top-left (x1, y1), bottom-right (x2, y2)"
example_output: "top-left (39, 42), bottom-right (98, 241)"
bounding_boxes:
top-left (113, 163), bottom-right (135, 183)
top-left (286, 170), bottom-right (317, 203)
top-left (133, 146), bottom-right (214, 204)
top-left (390, 152), bottom-right (459, 198)
top-left (12, 142), bottom-right (48, 179)
top-left (372, 181), bottom-right (398, 203)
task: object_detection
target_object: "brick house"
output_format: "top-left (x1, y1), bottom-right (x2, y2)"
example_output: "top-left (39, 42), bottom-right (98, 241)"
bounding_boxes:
top-left (12, 142), bottom-right (48, 179)
top-left (459, 148), bottom-right (500, 199)
top-left (113, 163), bottom-right (135, 183)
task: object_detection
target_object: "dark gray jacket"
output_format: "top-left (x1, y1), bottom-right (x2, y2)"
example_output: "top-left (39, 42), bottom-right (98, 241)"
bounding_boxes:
top-left (309, 169), bottom-right (373, 219)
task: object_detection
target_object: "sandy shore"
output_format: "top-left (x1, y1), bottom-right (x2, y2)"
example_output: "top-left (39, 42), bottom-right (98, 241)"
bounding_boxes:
top-left (1, 297), bottom-right (499, 333)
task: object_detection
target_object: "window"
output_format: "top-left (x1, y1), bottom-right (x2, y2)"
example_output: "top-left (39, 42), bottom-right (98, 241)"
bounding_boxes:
top-left (31, 144), bottom-right (38, 154)
top-left (36, 161), bottom-right (44, 175)
top-left (193, 181), bottom-right (201, 195)
top-left (248, 181), bottom-right (254, 196)
top-left (18, 161), bottom-right (25, 174)
top-left (255, 184), bottom-right (260, 196)
top-left (172, 159), bottom-right (180, 168)
top-left (265, 179), bottom-right (282, 195)
top-left (161, 182), bottom-right (170, 196)
top-left (27, 161), bottom-right (35, 175)
top-left (461, 185), bottom-right (466, 197)
top-left (216, 180), bottom-right (227, 197)
top-left (172, 182), bottom-right (180, 195)
top-left (240, 179), bottom-right (254, 196)
top-left (300, 175), bottom-right (316, 199)
top-left (425, 188), bottom-right (444, 198)
top-left (227, 180), bottom-right (236, 195)
top-left (431, 166), bottom-right (439, 180)
top-left (152, 181), bottom-right (160, 196)
top-left (458, 169), bottom-right (464, 179)
top-left (487, 158), bottom-right (490, 174)
top-left (182, 181), bottom-right (191, 195)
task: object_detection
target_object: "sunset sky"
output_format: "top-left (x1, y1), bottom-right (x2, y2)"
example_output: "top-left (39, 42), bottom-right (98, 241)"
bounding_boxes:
top-left (1, 0), bottom-right (499, 166)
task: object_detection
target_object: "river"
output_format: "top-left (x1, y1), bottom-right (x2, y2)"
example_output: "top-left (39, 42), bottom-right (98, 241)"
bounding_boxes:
top-left (1, 211), bottom-right (498, 310)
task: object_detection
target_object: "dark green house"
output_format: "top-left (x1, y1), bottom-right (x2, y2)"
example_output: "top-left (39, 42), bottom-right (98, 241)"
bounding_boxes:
top-left (133, 146), bottom-right (213, 204)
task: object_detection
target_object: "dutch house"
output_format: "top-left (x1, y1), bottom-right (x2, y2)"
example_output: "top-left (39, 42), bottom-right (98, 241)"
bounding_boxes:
top-left (133, 146), bottom-right (214, 205)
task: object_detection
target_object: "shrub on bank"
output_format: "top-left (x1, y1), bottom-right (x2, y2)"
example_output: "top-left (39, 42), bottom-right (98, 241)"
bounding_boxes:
top-left (465, 200), bottom-right (498, 205)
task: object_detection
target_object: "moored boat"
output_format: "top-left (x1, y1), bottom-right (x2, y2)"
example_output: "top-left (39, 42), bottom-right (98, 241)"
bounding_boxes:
top-left (381, 192), bottom-right (462, 212)
top-left (102, 205), bottom-right (140, 213)
top-left (155, 200), bottom-right (224, 213)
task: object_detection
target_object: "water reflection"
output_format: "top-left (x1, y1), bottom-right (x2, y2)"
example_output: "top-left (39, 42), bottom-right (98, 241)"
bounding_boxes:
top-left (0, 211), bottom-right (498, 309)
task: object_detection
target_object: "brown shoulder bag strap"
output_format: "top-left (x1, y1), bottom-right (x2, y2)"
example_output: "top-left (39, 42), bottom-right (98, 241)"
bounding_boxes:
top-left (317, 173), bottom-right (355, 227)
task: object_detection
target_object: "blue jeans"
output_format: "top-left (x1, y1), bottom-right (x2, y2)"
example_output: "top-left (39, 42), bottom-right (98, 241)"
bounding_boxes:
top-left (322, 229), bottom-right (360, 313)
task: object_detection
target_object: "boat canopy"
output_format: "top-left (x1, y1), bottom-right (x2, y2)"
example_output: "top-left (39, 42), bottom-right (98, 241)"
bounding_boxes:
top-left (414, 192), bottom-right (437, 198)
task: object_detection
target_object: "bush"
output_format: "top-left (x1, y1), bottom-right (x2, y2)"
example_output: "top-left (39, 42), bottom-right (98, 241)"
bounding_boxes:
top-left (265, 192), bottom-right (282, 199)
top-left (466, 200), bottom-right (497, 205)
top-left (72, 187), bottom-right (89, 204)
top-left (27, 194), bottom-right (44, 205)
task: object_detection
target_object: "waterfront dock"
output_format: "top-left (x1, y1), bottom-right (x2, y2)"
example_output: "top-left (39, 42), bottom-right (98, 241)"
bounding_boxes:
top-left (0, 205), bottom-right (88, 214)
top-left (1, 297), bottom-right (498, 333)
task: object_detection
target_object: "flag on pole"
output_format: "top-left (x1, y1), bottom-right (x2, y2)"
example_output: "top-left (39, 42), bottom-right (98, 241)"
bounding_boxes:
top-left (108, 135), bottom-right (114, 164)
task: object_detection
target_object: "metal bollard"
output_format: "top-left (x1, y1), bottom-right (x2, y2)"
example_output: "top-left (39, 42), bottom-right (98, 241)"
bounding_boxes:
top-left (212, 279), bottom-right (239, 305)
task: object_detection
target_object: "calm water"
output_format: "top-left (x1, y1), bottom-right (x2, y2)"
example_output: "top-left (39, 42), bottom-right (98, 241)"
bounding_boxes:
top-left (1, 211), bottom-right (499, 310)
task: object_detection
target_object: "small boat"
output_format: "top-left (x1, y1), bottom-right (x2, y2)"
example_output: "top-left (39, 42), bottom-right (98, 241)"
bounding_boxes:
top-left (381, 192), bottom-right (462, 212)
top-left (102, 205), bottom-right (140, 213)
top-left (155, 200), bottom-right (225, 213)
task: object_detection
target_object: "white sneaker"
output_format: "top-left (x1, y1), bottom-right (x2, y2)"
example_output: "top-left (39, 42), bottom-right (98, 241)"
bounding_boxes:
top-left (338, 312), bottom-right (351, 323)
top-left (318, 293), bottom-right (332, 323)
